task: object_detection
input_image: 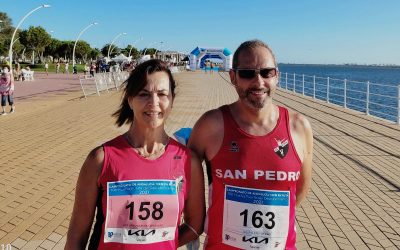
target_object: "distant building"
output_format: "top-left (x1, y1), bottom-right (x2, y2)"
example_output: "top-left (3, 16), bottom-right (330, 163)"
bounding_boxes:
top-left (154, 51), bottom-right (187, 64)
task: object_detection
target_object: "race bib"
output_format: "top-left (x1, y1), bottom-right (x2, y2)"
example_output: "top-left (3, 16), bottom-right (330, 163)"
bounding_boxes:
top-left (104, 180), bottom-right (179, 244)
top-left (223, 185), bottom-right (290, 249)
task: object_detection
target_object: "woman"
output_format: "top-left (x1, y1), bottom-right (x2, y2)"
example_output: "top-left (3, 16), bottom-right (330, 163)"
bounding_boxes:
top-left (65, 59), bottom-right (205, 249)
top-left (0, 66), bottom-right (15, 115)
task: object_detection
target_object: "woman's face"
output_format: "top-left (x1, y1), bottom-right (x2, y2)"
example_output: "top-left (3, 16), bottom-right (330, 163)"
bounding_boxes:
top-left (128, 71), bottom-right (173, 128)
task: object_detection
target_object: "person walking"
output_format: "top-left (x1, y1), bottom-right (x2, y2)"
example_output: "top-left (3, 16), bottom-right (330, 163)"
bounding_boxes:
top-left (56, 62), bottom-right (60, 73)
top-left (65, 59), bottom-right (205, 250)
top-left (188, 39), bottom-right (314, 250)
top-left (83, 64), bottom-right (89, 76)
top-left (0, 66), bottom-right (15, 115)
top-left (44, 62), bottom-right (49, 76)
top-left (89, 63), bottom-right (96, 77)
top-left (64, 62), bottom-right (69, 74)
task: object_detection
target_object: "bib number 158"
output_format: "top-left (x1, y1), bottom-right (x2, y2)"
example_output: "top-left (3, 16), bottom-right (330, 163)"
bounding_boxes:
top-left (239, 209), bottom-right (275, 229)
top-left (125, 201), bottom-right (164, 220)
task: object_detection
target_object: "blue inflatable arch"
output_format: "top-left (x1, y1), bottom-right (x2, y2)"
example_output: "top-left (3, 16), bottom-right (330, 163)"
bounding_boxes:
top-left (189, 47), bottom-right (232, 71)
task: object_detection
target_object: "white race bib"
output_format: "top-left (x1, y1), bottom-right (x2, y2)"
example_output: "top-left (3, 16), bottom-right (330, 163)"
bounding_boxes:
top-left (222, 185), bottom-right (290, 249)
top-left (104, 180), bottom-right (179, 244)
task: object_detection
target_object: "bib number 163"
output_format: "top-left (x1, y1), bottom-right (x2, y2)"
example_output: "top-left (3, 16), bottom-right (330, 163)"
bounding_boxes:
top-left (239, 209), bottom-right (275, 229)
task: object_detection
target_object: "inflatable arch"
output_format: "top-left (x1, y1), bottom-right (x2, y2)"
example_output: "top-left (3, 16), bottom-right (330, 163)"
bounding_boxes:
top-left (189, 47), bottom-right (232, 71)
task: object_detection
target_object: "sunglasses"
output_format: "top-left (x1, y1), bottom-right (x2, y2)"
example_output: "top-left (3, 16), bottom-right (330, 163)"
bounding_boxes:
top-left (234, 68), bottom-right (278, 79)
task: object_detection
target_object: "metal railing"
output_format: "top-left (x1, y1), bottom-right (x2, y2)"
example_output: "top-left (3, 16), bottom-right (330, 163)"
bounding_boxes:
top-left (279, 72), bottom-right (400, 124)
top-left (79, 71), bottom-right (129, 99)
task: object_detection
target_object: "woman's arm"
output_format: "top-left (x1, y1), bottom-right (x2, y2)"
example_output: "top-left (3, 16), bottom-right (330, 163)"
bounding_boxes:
top-left (178, 152), bottom-right (205, 247)
top-left (65, 146), bottom-right (104, 250)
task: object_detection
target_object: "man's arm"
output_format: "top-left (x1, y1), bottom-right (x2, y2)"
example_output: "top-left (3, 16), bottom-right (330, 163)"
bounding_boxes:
top-left (291, 114), bottom-right (313, 207)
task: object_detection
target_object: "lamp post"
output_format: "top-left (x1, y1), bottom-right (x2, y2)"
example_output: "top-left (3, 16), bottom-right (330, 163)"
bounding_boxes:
top-left (12, 37), bottom-right (20, 46)
top-left (72, 22), bottom-right (98, 69)
top-left (128, 37), bottom-right (143, 58)
top-left (142, 41), bottom-right (158, 57)
top-left (154, 41), bottom-right (164, 57)
top-left (9, 4), bottom-right (51, 67)
top-left (107, 32), bottom-right (127, 59)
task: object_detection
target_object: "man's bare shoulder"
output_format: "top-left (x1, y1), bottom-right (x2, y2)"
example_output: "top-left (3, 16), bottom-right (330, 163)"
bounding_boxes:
top-left (189, 107), bottom-right (224, 154)
top-left (288, 110), bottom-right (313, 136)
top-left (193, 108), bottom-right (224, 134)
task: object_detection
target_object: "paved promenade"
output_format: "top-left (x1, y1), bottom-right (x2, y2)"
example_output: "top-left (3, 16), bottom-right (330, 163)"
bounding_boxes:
top-left (0, 71), bottom-right (399, 249)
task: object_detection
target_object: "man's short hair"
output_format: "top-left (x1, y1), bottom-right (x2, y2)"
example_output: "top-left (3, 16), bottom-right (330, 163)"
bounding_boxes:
top-left (232, 39), bottom-right (277, 69)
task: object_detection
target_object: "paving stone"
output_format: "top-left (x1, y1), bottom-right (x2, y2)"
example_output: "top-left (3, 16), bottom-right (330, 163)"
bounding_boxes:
top-left (303, 233), bottom-right (322, 244)
top-left (47, 232), bottom-right (62, 243)
top-left (11, 237), bottom-right (27, 249)
top-left (327, 228), bottom-right (346, 238)
top-left (2, 223), bottom-right (16, 233)
top-left (296, 240), bottom-right (310, 249)
top-left (342, 231), bottom-right (365, 246)
top-left (362, 237), bottom-right (382, 248)
top-left (319, 235), bottom-right (339, 249)
top-left (34, 218), bottom-right (49, 227)
top-left (308, 240), bottom-right (325, 250)
top-left (54, 226), bottom-right (68, 236)
top-left (0, 230), bottom-right (7, 239)
top-left (40, 239), bottom-right (56, 250)
top-left (336, 242), bottom-right (356, 250)
top-left (26, 224), bottom-right (42, 234)
top-left (20, 240), bottom-right (43, 250)
top-left (18, 231), bottom-right (34, 242)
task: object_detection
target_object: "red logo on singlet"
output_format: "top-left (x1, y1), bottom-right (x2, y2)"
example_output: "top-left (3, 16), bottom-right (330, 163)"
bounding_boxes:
top-left (229, 141), bottom-right (239, 152)
top-left (273, 138), bottom-right (289, 159)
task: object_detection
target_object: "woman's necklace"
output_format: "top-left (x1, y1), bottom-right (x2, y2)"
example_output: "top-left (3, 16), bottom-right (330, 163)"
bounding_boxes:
top-left (125, 133), bottom-right (168, 159)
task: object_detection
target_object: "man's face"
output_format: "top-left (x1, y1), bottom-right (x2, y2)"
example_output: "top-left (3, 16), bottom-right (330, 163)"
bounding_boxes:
top-left (229, 46), bottom-right (278, 109)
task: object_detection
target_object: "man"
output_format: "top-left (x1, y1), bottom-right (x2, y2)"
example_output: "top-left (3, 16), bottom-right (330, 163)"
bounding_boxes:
top-left (188, 39), bottom-right (313, 250)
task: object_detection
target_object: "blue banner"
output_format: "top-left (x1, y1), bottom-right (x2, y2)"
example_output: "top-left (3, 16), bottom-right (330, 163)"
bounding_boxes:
top-left (108, 180), bottom-right (177, 196)
top-left (225, 186), bottom-right (289, 206)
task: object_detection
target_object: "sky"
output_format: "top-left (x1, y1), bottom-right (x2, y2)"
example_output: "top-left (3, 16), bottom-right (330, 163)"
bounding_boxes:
top-left (1, 0), bottom-right (400, 65)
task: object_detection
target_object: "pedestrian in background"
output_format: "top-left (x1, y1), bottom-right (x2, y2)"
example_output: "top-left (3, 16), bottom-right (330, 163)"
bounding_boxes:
top-left (0, 66), bottom-right (15, 115)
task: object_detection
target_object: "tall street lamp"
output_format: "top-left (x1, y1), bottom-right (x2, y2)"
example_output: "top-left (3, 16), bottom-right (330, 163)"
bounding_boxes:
top-left (154, 41), bottom-right (164, 58)
top-left (8, 4), bottom-right (51, 67)
top-left (142, 41), bottom-right (158, 57)
top-left (72, 22), bottom-right (98, 68)
top-left (128, 37), bottom-right (143, 58)
top-left (107, 32), bottom-right (127, 59)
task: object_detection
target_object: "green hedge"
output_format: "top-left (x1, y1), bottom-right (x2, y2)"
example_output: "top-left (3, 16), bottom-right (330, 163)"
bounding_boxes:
top-left (18, 63), bottom-right (85, 72)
